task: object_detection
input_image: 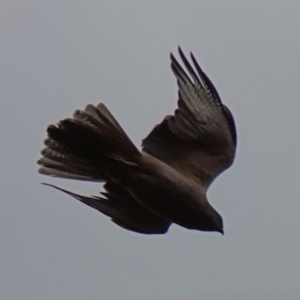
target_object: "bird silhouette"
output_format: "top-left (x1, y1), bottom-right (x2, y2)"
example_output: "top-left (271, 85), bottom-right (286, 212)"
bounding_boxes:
top-left (38, 47), bottom-right (236, 235)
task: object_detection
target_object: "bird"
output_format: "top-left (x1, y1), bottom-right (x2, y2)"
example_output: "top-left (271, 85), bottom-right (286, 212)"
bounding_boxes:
top-left (37, 47), bottom-right (236, 235)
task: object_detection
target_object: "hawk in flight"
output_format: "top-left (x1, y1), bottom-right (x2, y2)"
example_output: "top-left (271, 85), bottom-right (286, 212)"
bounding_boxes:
top-left (38, 47), bottom-right (236, 235)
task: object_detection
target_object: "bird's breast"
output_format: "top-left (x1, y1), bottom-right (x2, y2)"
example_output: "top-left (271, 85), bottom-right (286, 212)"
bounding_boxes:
top-left (125, 154), bottom-right (208, 229)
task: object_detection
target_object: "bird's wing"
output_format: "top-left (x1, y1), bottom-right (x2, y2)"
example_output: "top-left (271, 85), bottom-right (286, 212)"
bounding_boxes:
top-left (142, 47), bottom-right (236, 189)
top-left (43, 182), bottom-right (171, 234)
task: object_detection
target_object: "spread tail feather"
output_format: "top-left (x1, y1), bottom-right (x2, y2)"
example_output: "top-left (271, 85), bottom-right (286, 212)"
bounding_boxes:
top-left (38, 103), bottom-right (140, 182)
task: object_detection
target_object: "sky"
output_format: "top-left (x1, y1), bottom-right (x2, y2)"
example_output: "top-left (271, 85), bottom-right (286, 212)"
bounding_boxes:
top-left (1, 1), bottom-right (300, 299)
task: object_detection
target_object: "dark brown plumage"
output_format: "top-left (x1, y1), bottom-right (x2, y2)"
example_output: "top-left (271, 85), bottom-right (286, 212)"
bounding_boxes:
top-left (38, 47), bottom-right (236, 234)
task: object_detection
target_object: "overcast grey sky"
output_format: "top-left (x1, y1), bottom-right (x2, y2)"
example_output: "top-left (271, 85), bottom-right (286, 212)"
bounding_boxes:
top-left (1, 1), bottom-right (300, 299)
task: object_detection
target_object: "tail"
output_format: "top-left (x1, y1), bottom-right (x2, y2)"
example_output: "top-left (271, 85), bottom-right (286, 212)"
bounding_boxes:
top-left (38, 103), bottom-right (141, 181)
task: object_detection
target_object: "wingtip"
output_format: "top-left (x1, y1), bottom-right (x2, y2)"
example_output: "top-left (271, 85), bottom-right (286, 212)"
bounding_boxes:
top-left (190, 51), bottom-right (194, 61)
top-left (170, 52), bottom-right (176, 61)
top-left (170, 46), bottom-right (184, 62)
top-left (178, 46), bottom-right (187, 62)
top-left (40, 182), bottom-right (67, 194)
top-left (40, 182), bottom-right (58, 190)
top-left (190, 51), bottom-right (204, 75)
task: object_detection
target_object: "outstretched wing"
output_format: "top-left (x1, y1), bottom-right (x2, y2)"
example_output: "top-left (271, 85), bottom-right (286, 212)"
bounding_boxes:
top-left (43, 182), bottom-right (171, 235)
top-left (142, 47), bottom-right (236, 189)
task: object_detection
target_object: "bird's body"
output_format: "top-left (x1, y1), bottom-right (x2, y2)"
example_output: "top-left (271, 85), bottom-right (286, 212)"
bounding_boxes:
top-left (38, 47), bottom-right (236, 235)
top-left (121, 153), bottom-right (220, 232)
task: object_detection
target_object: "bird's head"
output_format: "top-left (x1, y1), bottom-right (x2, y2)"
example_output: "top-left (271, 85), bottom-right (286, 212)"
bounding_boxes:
top-left (197, 202), bottom-right (224, 234)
